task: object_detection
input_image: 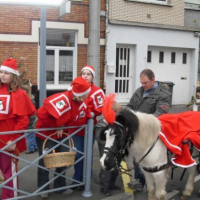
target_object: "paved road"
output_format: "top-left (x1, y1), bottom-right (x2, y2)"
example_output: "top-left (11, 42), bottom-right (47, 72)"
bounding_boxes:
top-left (2, 105), bottom-right (199, 200)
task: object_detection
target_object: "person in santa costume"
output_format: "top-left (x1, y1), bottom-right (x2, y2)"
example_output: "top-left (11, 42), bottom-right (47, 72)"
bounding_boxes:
top-left (68, 65), bottom-right (105, 191)
top-left (0, 58), bottom-right (36, 200)
top-left (35, 77), bottom-right (91, 199)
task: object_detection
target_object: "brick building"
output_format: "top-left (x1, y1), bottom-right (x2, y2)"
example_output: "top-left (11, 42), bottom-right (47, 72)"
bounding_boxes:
top-left (0, 0), bottom-right (106, 108)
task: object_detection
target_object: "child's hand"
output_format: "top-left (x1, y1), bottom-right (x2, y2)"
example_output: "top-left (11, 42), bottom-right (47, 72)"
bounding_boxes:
top-left (55, 129), bottom-right (63, 138)
top-left (6, 141), bottom-right (16, 151)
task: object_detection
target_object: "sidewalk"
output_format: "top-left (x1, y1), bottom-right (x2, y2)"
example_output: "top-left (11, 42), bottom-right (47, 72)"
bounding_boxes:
top-left (19, 140), bottom-right (124, 200)
top-left (17, 105), bottom-right (189, 200)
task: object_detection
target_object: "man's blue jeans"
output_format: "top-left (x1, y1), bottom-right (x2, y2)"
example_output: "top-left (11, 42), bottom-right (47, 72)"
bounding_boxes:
top-left (26, 132), bottom-right (38, 152)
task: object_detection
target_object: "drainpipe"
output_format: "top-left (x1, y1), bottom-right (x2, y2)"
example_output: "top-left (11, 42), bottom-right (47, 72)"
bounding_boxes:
top-left (39, 6), bottom-right (47, 107)
top-left (87, 0), bottom-right (100, 87)
top-left (104, 0), bottom-right (109, 92)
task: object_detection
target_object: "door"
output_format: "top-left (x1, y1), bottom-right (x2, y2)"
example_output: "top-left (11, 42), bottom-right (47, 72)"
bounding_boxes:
top-left (115, 45), bottom-right (134, 103)
top-left (147, 47), bottom-right (191, 105)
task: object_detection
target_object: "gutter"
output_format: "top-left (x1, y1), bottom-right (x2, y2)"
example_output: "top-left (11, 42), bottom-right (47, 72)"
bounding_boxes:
top-left (109, 19), bottom-right (200, 32)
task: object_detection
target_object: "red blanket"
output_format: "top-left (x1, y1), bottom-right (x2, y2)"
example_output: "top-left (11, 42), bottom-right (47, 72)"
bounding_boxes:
top-left (158, 111), bottom-right (200, 168)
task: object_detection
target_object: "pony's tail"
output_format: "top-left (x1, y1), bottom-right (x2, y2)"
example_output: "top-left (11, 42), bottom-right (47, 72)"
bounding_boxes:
top-left (102, 93), bottom-right (116, 124)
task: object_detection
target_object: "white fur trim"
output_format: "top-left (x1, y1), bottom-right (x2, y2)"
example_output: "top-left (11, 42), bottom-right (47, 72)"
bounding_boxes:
top-left (81, 66), bottom-right (95, 78)
top-left (0, 65), bottom-right (19, 75)
top-left (68, 86), bottom-right (72, 91)
top-left (72, 87), bottom-right (91, 97)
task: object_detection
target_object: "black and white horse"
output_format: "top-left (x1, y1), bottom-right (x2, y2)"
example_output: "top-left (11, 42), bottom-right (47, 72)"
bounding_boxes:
top-left (100, 108), bottom-right (198, 200)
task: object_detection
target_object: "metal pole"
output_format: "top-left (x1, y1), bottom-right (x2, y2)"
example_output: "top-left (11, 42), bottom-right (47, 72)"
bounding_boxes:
top-left (82, 118), bottom-right (94, 197)
top-left (39, 6), bottom-right (47, 107)
top-left (88, 0), bottom-right (100, 87)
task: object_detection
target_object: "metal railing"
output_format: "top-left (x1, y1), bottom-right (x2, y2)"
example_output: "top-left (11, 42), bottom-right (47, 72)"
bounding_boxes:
top-left (0, 118), bottom-right (94, 199)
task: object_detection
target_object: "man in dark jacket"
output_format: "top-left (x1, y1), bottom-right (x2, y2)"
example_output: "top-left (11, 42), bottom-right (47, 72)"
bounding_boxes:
top-left (126, 69), bottom-right (171, 191)
top-left (127, 69), bottom-right (171, 117)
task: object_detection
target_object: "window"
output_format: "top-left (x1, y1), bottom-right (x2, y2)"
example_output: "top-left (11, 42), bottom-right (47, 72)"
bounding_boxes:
top-left (159, 52), bottom-right (164, 63)
top-left (183, 53), bottom-right (187, 64)
top-left (138, 0), bottom-right (168, 3)
top-left (147, 51), bottom-right (151, 63)
top-left (171, 52), bottom-right (176, 64)
top-left (46, 49), bottom-right (73, 85)
top-left (46, 29), bottom-right (75, 47)
top-left (39, 29), bottom-right (77, 89)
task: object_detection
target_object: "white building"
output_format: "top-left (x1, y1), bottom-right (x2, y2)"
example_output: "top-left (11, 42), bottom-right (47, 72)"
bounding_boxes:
top-left (105, 0), bottom-right (200, 105)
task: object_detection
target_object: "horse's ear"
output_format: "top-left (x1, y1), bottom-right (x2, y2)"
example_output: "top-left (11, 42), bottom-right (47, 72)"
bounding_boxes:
top-left (109, 127), bottom-right (115, 136)
top-left (116, 108), bottom-right (139, 134)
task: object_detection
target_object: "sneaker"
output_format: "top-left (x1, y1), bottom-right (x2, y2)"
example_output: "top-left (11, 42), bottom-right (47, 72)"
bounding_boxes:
top-left (100, 188), bottom-right (111, 196)
top-left (61, 189), bottom-right (73, 195)
top-left (40, 193), bottom-right (49, 199)
top-left (127, 180), bottom-right (143, 192)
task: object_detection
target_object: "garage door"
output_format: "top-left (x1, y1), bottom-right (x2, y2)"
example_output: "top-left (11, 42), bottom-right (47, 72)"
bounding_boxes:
top-left (147, 46), bottom-right (191, 105)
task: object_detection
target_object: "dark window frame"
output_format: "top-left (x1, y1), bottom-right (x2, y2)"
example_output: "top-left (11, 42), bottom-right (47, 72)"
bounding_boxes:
top-left (183, 53), bottom-right (187, 64)
top-left (171, 52), bottom-right (176, 64)
top-left (159, 51), bottom-right (164, 63)
top-left (147, 51), bottom-right (152, 63)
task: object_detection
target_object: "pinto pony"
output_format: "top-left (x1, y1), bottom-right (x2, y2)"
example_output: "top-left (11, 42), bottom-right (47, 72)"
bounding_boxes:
top-left (100, 108), bottom-right (200, 200)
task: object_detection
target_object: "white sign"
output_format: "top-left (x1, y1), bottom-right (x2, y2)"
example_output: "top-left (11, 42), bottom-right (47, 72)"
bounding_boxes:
top-left (60, 1), bottom-right (71, 17)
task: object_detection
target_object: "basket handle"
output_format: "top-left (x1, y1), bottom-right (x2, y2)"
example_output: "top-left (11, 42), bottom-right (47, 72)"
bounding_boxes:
top-left (42, 132), bottom-right (74, 152)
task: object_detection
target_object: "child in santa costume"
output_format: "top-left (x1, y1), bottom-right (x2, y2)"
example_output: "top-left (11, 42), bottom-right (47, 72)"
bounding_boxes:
top-left (69, 65), bottom-right (105, 190)
top-left (35, 77), bottom-right (91, 199)
top-left (0, 58), bottom-right (36, 200)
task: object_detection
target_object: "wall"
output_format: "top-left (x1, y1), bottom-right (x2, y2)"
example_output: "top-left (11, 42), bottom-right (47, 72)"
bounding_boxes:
top-left (109, 0), bottom-right (184, 26)
top-left (105, 23), bottom-right (199, 104)
top-left (185, 9), bottom-right (200, 28)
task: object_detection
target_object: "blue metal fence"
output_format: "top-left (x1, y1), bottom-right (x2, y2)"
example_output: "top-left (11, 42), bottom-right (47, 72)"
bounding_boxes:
top-left (0, 118), bottom-right (94, 199)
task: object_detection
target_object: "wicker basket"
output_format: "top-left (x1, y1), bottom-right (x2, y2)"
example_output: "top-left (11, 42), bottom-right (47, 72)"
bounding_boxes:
top-left (42, 132), bottom-right (76, 169)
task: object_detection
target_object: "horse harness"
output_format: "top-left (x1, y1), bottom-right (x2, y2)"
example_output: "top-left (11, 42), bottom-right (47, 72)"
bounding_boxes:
top-left (103, 121), bottom-right (200, 179)
top-left (103, 121), bottom-right (171, 176)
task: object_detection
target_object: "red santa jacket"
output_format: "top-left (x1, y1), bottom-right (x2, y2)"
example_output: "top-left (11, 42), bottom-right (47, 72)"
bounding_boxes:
top-left (36, 90), bottom-right (89, 139)
top-left (87, 82), bottom-right (105, 124)
top-left (158, 111), bottom-right (200, 168)
top-left (0, 84), bottom-right (36, 152)
top-left (68, 83), bottom-right (105, 136)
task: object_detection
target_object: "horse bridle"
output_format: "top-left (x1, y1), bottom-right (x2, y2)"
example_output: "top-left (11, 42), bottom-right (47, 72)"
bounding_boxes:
top-left (103, 121), bottom-right (133, 170)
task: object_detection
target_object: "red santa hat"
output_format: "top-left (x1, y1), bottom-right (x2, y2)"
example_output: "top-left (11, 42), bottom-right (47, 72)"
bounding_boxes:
top-left (81, 65), bottom-right (95, 78)
top-left (0, 59), bottom-right (19, 75)
top-left (69, 77), bottom-right (91, 97)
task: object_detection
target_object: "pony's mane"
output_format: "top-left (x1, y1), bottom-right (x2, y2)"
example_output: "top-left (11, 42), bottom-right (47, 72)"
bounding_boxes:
top-left (134, 111), bottom-right (161, 146)
top-left (116, 107), bottom-right (161, 147)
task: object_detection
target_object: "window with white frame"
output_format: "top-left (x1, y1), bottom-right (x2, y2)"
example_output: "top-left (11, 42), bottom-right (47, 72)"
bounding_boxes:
top-left (138, 0), bottom-right (168, 3)
top-left (39, 29), bottom-right (77, 90)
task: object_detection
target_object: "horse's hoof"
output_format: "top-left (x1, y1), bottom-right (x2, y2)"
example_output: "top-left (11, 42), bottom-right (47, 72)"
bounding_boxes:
top-left (181, 195), bottom-right (189, 200)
